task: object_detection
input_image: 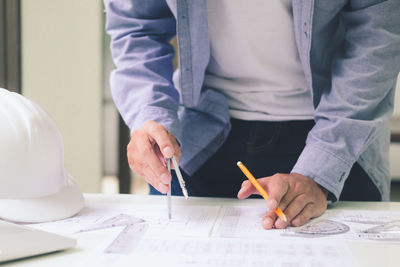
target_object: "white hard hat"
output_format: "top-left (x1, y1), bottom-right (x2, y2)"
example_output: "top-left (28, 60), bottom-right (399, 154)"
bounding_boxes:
top-left (0, 88), bottom-right (84, 223)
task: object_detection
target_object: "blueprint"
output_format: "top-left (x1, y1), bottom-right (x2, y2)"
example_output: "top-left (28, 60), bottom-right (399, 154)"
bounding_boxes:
top-left (28, 203), bottom-right (219, 238)
top-left (26, 202), bottom-right (400, 267)
top-left (213, 206), bottom-right (400, 242)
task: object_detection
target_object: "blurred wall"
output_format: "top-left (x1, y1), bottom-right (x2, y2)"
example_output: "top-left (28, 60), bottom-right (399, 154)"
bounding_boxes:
top-left (20, 0), bottom-right (103, 192)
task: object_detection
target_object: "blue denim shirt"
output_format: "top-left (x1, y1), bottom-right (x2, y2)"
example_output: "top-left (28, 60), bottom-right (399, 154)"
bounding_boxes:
top-left (104, 0), bottom-right (400, 201)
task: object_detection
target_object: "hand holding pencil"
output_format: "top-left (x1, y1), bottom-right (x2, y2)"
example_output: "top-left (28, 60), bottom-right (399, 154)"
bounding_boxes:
top-left (237, 161), bottom-right (287, 222)
top-left (237, 161), bottom-right (328, 230)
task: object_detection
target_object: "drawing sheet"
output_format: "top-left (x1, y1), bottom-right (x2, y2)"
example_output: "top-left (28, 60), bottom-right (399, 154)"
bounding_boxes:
top-left (213, 205), bottom-right (400, 242)
top-left (106, 238), bottom-right (359, 267)
top-left (27, 202), bottom-right (400, 267)
top-left (28, 202), bottom-right (220, 238)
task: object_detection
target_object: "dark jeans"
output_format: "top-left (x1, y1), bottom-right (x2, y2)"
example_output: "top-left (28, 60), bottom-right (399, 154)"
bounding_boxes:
top-left (150, 119), bottom-right (381, 201)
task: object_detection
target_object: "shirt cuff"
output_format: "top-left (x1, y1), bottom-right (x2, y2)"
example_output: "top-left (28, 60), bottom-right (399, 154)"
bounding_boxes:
top-left (291, 143), bottom-right (354, 202)
top-left (126, 106), bottom-right (182, 146)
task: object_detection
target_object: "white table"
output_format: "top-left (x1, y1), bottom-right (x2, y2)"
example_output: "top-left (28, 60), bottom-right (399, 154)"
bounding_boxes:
top-left (3, 194), bottom-right (400, 267)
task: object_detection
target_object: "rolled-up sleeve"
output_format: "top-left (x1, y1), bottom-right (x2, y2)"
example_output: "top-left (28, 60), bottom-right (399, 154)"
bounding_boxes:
top-left (104, 0), bottom-right (181, 142)
top-left (292, 0), bottom-right (400, 201)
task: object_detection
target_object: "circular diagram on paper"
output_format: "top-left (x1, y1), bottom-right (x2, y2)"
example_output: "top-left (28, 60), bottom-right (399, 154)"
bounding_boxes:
top-left (292, 219), bottom-right (350, 236)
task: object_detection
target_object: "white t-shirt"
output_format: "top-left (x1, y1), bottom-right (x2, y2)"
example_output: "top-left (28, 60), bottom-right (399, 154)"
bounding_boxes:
top-left (204, 0), bottom-right (314, 121)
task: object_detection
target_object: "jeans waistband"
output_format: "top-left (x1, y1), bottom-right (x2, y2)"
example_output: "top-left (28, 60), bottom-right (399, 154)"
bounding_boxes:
top-left (230, 118), bottom-right (315, 141)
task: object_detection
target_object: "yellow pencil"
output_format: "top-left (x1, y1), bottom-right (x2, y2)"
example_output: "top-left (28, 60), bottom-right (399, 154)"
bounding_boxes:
top-left (237, 161), bottom-right (287, 222)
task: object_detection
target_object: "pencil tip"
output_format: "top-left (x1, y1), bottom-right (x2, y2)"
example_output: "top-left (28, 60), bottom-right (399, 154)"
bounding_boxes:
top-left (281, 214), bottom-right (288, 222)
top-left (183, 189), bottom-right (189, 200)
top-left (237, 161), bottom-right (242, 166)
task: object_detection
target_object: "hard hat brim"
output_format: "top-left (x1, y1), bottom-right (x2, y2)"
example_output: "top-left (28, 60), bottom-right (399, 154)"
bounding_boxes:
top-left (0, 175), bottom-right (84, 223)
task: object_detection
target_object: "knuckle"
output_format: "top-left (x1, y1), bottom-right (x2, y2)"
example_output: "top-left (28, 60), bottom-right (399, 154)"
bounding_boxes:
top-left (304, 204), bottom-right (316, 217)
top-left (143, 120), bottom-right (154, 128)
top-left (154, 122), bottom-right (163, 131)
top-left (296, 194), bottom-right (308, 204)
top-left (149, 124), bottom-right (162, 136)
top-left (153, 164), bottom-right (165, 176)
top-left (295, 214), bottom-right (307, 225)
top-left (130, 130), bottom-right (140, 142)
top-left (145, 121), bottom-right (164, 134)
top-left (294, 180), bottom-right (307, 193)
top-left (279, 197), bottom-right (289, 208)
top-left (271, 173), bottom-right (282, 179)
top-left (140, 144), bottom-right (152, 156)
top-left (293, 181), bottom-right (302, 190)
top-left (276, 173), bottom-right (287, 179)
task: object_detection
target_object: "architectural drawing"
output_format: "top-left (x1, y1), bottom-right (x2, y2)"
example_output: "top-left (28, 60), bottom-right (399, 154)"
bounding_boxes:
top-left (287, 219), bottom-right (350, 237)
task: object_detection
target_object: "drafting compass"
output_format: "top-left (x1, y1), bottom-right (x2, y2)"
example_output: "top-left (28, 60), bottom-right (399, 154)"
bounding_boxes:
top-left (166, 155), bottom-right (189, 220)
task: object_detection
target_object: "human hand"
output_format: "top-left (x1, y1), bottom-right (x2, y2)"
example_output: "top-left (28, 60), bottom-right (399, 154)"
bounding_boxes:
top-left (237, 173), bottom-right (328, 229)
top-left (127, 121), bottom-right (181, 194)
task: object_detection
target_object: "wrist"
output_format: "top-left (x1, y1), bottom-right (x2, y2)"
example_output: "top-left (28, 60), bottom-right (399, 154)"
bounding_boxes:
top-left (318, 184), bottom-right (329, 198)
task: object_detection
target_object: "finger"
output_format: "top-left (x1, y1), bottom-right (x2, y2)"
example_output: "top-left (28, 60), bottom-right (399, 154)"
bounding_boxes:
top-left (238, 176), bottom-right (274, 199)
top-left (274, 195), bottom-right (308, 229)
top-left (166, 134), bottom-right (182, 170)
top-left (170, 134), bottom-right (181, 161)
top-left (261, 209), bottom-right (277, 230)
top-left (154, 140), bottom-right (181, 168)
top-left (144, 121), bottom-right (175, 158)
top-left (264, 175), bottom-right (289, 210)
top-left (237, 180), bottom-right (259, 199)
top-left (261, 195), bottom-right (294, 230)
top-left (153, 143), bottom-right (166, 165)
top-left (141, 164), bottom-right (169, 194)
top-left (135, 132), bottom-right (171, 185)
top-left (291, 203), bottom-right (315, 227)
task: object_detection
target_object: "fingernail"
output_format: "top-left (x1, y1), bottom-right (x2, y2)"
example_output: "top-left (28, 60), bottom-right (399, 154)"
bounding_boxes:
top-left (158, 182), bottom-right (169, 194)
top-left (163, 146), bottom-right (173, 158)
top-left (266, 199), bottom-right (277, 209)
top-left (262, 218), bottom-right (273, 229)
top-left (160, 173), bottom-right (170, 184)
